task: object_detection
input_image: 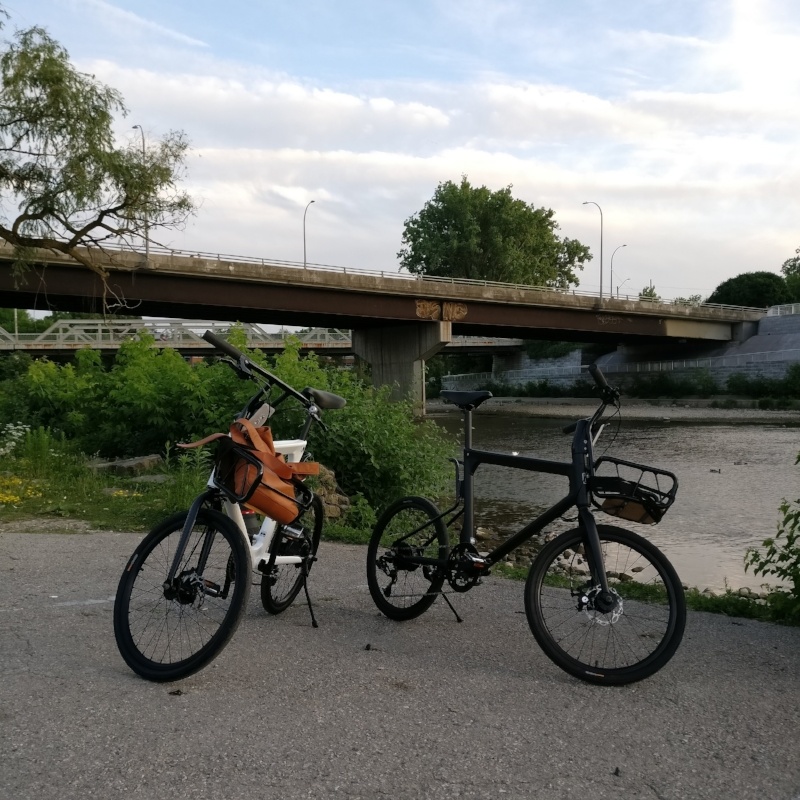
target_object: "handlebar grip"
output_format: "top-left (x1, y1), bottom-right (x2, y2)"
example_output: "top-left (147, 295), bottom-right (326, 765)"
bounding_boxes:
top-left (562, 421), bottom-right (578, 434)
top-left (203, 330), bottom-right (245, 361)
top-left (588, 363), bottom-right (610, 390)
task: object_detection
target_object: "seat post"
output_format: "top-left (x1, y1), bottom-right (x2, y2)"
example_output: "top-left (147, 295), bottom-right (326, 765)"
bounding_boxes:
top-left (462, 406), bottom-right (475, 544)
top-left (463, 406), bottom-right (473, 451)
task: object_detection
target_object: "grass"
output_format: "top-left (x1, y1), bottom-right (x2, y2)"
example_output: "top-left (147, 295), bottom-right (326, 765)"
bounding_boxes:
top-left (0, 428), bottom-right (211, 532)
top-left (492, 561), bottom-right (797, 624)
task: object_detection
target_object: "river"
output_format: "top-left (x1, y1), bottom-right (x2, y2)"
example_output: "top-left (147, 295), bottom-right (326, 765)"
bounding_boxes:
top-left (431, 411), bottom-right (800, 593)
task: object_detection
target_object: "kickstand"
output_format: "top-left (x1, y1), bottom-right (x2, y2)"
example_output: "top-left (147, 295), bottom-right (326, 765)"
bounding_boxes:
top-left (301, 562), bottom-right (318, 628)
top-left (441, 591), bottom-right (463, 623)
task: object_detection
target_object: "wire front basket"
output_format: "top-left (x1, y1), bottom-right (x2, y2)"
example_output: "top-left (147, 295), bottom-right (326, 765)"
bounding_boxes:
top-left (213, 440), bottom-right (263, 505)
top-left (590, 457), bottom-right (678, 525)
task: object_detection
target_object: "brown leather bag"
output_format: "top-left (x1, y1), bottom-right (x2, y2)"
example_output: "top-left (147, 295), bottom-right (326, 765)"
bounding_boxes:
top-left (180, 419), bottom-right (319, 525)
top-left (224, 418), bottom-right (318, 524)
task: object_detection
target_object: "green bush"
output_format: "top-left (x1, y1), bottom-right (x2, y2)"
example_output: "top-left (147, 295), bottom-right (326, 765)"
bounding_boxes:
top-left (744, 452), bottom-right (800, 624)
top-left (0, 331), bottom-right (455, 517)
top-left (725, 368), bottom-right (800, 401)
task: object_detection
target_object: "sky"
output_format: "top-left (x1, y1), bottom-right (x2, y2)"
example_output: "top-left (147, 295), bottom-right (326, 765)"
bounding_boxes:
top-left (8, 0), bottom-right (800, 300)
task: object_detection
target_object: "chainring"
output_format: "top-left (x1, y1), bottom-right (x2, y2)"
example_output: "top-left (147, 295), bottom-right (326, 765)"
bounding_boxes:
top-left (446, 542), bottom-right (485, 593)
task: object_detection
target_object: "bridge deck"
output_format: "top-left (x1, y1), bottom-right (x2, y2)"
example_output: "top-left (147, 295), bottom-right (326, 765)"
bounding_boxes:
top-left (0, 244), bottom-right (765, 345)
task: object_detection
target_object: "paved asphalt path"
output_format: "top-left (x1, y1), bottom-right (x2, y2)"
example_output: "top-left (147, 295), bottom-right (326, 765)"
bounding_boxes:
top-left (1, 527), bottom-right (799, 800)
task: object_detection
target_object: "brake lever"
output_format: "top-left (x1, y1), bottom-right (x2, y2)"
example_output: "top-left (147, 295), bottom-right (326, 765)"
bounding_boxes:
top-left (601, 385), bottom-right (621, 404)
top-left (221, 355), bottom-right (254, 380)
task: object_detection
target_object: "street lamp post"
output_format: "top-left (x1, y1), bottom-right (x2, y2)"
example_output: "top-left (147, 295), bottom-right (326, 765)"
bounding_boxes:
top-left (132, 125), bottom-right (149, 265)
top-left (610, 244), bottom-right (627, 299)
top-left (582, 201), bottom-right (603, 301)
top-left (303, 200), bottom-right (315, 268)
top-left (617, 277), bottom-right (630, 298)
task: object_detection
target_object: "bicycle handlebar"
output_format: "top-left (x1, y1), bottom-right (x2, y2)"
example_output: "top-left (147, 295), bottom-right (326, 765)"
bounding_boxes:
top-left (588, 363), bottom-right (609, 390)
top-left (203, 329), bottom-right (244, 361)
top-left (202, 330), bottom-right (311, 406)
top-left (561, 363), bottom-right (620, 435)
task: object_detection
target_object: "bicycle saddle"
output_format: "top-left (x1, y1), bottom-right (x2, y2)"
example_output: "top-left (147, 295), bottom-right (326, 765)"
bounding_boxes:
top-left (439, 390), bottom-right (493, 411)
top-left (302, 387), bottom-right (347, 410)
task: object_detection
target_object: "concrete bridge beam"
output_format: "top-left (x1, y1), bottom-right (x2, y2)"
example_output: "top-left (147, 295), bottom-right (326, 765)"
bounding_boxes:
top-left (352, 322), bottom-right (452, 415)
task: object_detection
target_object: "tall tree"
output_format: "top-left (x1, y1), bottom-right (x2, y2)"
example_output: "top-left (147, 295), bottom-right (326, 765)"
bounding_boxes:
top-left (0, 18), bottom-right (194, 291)
top-left (707, 271), bottom-right (791, 308)
top-left (398, 176), bottom-right (590, 289)
top-left (639, 284), bottom-right (660, 301)
top-left (781, 247), bottom-right (800, 302)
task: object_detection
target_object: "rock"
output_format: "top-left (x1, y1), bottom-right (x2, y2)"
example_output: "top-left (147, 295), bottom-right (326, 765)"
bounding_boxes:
top-left (90, 454), bottom-right (163, 475)
top-left (314, 464), bottom-right (351, 521)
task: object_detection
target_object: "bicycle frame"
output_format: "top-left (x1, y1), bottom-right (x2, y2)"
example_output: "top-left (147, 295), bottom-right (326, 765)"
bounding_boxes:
top-left (426, 403), bottom-right (614, 595)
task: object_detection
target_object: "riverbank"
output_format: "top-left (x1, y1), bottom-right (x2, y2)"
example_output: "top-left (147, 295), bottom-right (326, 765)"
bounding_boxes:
top-left (428, 396), bottom-right (800, 423)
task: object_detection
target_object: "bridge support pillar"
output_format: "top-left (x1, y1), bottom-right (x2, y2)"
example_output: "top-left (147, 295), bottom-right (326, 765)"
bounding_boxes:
top-left (353, 322), bottom-right (452, 415)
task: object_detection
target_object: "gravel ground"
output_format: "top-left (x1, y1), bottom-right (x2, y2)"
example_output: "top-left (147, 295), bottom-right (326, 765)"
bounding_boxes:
top-left (428, 397), bottom-right (800, 424)
top-left (1, 528), bottom-right (799, 800)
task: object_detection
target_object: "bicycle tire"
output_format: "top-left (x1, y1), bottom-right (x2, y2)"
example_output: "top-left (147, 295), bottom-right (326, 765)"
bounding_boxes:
top-left (114, 508), bottom-right (251, 682)
top-left (261, 494), bottom-right (323, 614)
top-left (524, 524), bottom-right (686, 685)
top-left (367, 496), bottom-right (449, 621)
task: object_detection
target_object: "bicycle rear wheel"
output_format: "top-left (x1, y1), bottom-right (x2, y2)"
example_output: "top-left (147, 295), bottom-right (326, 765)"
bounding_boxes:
top-left (261, 494), bottom-right (323, 614)
top-left (367, 496), bottom-right (449, 621)
top-left (114, 508), bottom-right (251, 682)
top-left (524, 525), bottom-right (685, 685)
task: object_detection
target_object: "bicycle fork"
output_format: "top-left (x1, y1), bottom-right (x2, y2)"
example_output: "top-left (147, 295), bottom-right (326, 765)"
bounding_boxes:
top-left (159, 490), bottom-right (234, 604)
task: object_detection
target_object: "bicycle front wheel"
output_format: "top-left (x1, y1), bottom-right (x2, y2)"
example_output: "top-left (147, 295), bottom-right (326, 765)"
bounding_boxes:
top-left (367, 496), bottom-right (449, 621)
top-left (114, 508), bottom-right (251, 682)
top-left (525, 525), bottom-right (685, 685)
top-left (261, 494), bottom-right (323, 614)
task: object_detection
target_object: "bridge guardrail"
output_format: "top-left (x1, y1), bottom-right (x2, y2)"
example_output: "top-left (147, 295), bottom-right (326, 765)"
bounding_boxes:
top-left (0, 320), bottom-right (524, 353)
top-left (767, 303), bottom-right (800, 317)
top-left (26, 241), bottom-right (765, 315)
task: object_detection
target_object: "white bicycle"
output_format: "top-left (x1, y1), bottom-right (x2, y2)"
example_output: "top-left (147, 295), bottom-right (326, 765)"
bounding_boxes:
top-left (113, 331), bottom-right (346, 682)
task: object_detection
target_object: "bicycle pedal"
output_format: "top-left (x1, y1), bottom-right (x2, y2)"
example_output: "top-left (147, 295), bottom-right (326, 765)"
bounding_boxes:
top-left (463, 552), bottom-right (489, 569)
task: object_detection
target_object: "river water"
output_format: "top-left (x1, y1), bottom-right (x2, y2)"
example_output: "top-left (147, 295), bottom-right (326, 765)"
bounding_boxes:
top-left (431, 413), bottom-right (800, 593)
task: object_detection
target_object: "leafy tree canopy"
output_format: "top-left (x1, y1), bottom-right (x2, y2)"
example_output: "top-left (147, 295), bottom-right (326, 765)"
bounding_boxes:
top-left (707, 271), bottom-right (791, 308)
top-left (639, 284), bottom-right (660, 301)
top-left (781, 247), bottom-right (800, 302)
top-left (0, 14), bottom-right (194, 287)
top-left (397, 176), bottom-right (590, 289)
top-left (673, 294), bottom-right (704, 306)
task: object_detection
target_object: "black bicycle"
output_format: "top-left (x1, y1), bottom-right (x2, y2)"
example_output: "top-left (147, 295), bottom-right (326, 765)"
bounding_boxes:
top-left (366, 364), bottom-right (686, 685)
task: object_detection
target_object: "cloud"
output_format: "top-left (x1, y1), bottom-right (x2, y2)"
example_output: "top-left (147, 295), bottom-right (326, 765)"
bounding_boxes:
top-left (73, 0), bottom-right (208, 48)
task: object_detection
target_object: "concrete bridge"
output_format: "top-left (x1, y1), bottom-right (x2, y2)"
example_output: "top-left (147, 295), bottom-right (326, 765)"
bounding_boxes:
top-left (0, 244), bottom-right (766, 411)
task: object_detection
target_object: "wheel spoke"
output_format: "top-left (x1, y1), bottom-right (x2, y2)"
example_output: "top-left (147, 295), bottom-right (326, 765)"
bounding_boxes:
top-left (366, 497), bottom-right (449, 621)
top-left (114, 509), bottom-right (251, 681)
top-left (526, 526), bottom-right (685, 684)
